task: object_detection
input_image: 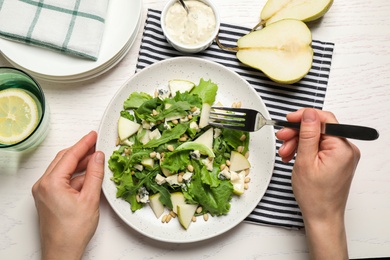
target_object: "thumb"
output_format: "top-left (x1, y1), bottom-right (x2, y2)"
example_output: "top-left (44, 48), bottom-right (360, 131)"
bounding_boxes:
top-left (296, 108), bottom-right (321, 161)
top-left (82, 151), bottom-right (105, 201)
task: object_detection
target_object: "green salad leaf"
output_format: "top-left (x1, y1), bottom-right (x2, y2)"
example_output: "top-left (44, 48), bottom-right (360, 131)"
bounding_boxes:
top-left (108, 78), bottom-right (250, 224)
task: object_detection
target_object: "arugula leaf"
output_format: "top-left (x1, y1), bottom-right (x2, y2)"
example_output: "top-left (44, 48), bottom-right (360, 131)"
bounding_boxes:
top-left (144, 124), bottom-right (188, 148)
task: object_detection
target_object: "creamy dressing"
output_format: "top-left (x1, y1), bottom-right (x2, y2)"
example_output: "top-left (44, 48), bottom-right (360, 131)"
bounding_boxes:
top-left (165, 1), bottom-right (216, 46)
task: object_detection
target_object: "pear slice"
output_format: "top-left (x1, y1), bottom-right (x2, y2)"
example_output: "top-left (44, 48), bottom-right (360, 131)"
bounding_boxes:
top-left (149, 193), bottom-right (165, 218)
top-left (229, 151), bottom-right (251, 172)
top-left (177, 204), bottom-right (198, 230)
top-left (260, 0), bottom-right (334, 26)
top-left (234, 19), bottom-right (313, 84)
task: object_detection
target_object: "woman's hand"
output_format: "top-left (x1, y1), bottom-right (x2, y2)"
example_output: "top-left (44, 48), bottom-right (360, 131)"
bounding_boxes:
top-left (32, 131), bottom-right (105, 260)
top-left (277, 108), bottom-right (360, 259)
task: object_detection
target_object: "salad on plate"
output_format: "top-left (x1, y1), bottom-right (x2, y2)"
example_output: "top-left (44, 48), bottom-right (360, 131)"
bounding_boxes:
top-left (108, 78), bottom-right (252, 230)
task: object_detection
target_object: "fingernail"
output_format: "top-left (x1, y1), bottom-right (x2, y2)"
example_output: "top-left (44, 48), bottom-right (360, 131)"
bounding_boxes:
top-left (279, 143), bottom-right (285, 153)
top-left (95, 151), bottom-right (105, 164)
top-left (303, 109), bottom-right (316, 122)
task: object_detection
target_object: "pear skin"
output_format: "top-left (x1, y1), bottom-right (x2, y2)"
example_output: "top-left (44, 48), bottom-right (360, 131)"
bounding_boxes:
top-left (261, 0), bottom-right (334, 26)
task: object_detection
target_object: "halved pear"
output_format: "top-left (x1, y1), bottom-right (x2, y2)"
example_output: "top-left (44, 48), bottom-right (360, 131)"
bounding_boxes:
top-left (261, 0), bottom-right (333, 26)
top-left (236, 19), bottom-right (313, 84)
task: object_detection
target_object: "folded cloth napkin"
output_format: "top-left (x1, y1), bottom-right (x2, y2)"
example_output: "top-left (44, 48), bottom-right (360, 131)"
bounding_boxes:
top-left (137, 9), bottom-right (335, 229)
top-left (0, 0), bottom-right (108, 61)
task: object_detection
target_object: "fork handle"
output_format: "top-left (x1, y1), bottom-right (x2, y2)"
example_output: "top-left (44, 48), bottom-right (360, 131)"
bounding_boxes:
top-left (273, 120), bottom-right (379, 141)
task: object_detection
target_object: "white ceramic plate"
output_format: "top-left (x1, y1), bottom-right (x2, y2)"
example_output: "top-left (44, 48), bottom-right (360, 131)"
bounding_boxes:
top-left (0, 0), bottom-right (142, 79)
top-left (96, 57), bottom-right (276, 243)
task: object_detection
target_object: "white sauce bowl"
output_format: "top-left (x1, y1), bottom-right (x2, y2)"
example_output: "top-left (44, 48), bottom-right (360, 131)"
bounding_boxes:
top-left (161, 0), bottom-right (220, 53)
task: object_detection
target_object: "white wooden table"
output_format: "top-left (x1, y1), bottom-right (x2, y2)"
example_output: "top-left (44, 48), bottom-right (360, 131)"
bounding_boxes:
top-left (1, 1), bottom-right (389, 259)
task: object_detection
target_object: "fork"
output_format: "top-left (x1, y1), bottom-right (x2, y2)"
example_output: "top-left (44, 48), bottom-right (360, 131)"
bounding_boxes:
top-left (208, 107), bottom-right (379, 141)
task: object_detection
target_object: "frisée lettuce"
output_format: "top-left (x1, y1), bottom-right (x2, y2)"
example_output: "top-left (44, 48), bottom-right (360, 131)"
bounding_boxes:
top-left (108, 78), bottom-right (250, 226)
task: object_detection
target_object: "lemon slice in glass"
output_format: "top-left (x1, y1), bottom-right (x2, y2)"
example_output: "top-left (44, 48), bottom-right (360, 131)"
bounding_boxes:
top-left (0, 88), bottom-right (39, 145)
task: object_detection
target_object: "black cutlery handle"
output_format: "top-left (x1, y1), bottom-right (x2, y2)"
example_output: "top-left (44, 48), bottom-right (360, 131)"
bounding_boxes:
top-left (324, 123), bottom-right (379, 141)
top-left (274, 121), bottom-right (379, 141)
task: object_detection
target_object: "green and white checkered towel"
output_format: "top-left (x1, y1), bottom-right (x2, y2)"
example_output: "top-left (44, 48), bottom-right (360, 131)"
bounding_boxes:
top-left (0, 0), bottom-right (108, 61)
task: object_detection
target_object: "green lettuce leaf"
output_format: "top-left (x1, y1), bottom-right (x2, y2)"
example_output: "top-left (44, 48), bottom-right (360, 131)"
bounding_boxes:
top-left (190, 79), bottom-right (218, 105)
top-left (124, 92), bottom-right (153, 109)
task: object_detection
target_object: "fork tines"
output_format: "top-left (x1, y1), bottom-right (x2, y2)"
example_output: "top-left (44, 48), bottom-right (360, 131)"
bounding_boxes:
top-left (208, 107), bottom-right (247, 129)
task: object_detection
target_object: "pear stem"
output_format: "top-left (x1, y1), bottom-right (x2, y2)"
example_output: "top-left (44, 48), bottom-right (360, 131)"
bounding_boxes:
top-left (215, 33), bottom-right (239, 52)
top-left (251, 20), bottom-right (266, 32)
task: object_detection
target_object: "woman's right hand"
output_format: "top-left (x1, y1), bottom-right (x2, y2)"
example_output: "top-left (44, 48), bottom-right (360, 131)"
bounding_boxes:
top-left (277, 108), bottom-right (360, 259)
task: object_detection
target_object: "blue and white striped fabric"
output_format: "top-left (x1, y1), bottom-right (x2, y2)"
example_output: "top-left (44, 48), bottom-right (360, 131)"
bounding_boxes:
top-left (136, 9), bottom-right (335, 229)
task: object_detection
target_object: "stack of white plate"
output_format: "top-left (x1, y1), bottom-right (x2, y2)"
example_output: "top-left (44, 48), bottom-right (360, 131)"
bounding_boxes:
top-left (0, 0), bottom-right (142, 83)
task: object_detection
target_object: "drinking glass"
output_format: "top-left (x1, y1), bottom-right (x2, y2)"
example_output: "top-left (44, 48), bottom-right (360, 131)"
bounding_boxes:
top-left (0, 67), bottom-right (50, 152)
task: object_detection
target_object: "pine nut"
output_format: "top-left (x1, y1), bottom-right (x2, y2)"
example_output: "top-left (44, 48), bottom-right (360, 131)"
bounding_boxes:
top-left (150, 151), bottom-right (157, 158)
top-left (177, 174), bottom-right (183, 183)
top-left (236, 101), bottom-right (242, 108)
top-left (190, 106), bottom-right (198, 112)
top-left (237, 146), bottom-right (244, 153)
top-left (167, 145), bottom-right (174, 151)
top-left (166, 214), bottom-right (172, 223)
top-left (245, 177), bottom-right (251, 183)
top-left (116, 137), bottom-right (120, 146)
top-left (240, 134), bottom-right (246, 141)
top-left (161, 215), bottom-right (168, 223)
top-left (196, 206), bottom-right (203, 214)
top-left (220, 164), bottom-right (226, 170)
top-left (245, 151), bottom-right (250, 159)
top-left (244, 183), bottom-right (249, 190)
top-left (203, 213), bottom-right (209, 221)
top-left (172, 119), bottom-right (178, 124)
top-left (187, 164), bottom-right (194, 172)
top-left (188, 114), bottom-right (193, 120)
top-left (169, 211), bottom-right (177, 218)
top-left (226, 160), bottom-right (231, 167)
top-left (192, 216), bottom-right (197, 222)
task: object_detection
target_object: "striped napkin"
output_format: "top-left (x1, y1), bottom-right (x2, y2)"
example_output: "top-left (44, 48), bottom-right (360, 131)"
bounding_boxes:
top-left (137, 9), bottom-right (335, 229)
top-left (0, 0), bottom-right (108, 61)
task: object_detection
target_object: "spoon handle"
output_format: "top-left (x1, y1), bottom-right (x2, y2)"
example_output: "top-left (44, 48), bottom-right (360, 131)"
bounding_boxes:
top-left (178, 0), bottom-right (189, 13)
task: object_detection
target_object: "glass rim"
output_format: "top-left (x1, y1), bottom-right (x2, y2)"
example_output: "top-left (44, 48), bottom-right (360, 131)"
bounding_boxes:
top-left (0, 66), bottom-right (47, 148)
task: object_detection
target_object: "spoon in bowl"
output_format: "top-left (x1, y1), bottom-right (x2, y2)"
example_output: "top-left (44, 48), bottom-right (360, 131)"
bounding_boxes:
top-left (178, 0), bottom-right (189, 13)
